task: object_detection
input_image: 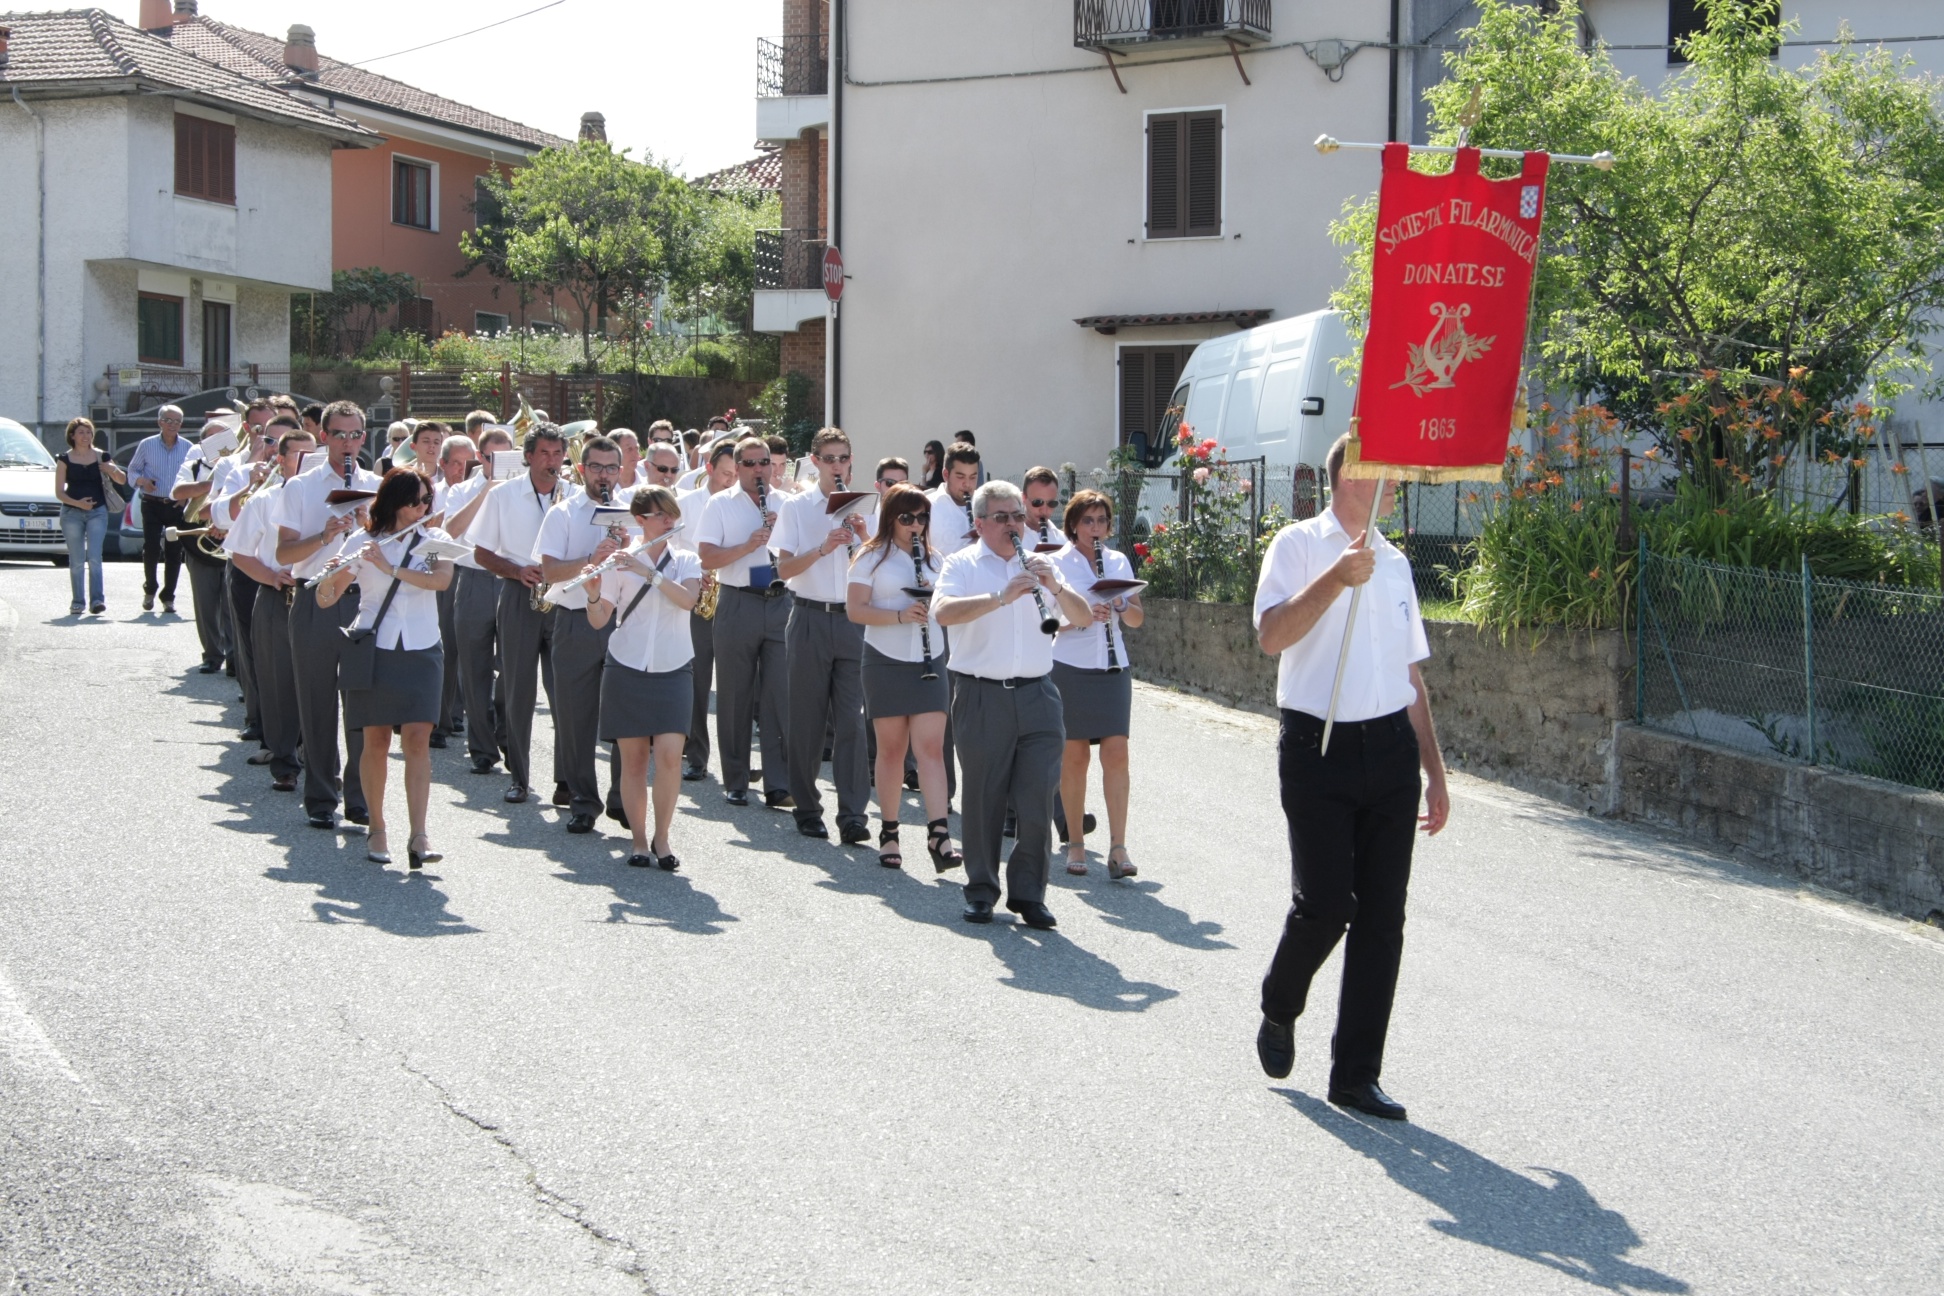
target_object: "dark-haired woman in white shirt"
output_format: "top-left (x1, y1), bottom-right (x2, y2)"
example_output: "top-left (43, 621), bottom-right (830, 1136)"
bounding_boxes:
top-left (588, 487), bottom-right (703, 871)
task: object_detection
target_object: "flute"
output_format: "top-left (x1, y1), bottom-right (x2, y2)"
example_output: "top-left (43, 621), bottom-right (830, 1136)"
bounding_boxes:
top-left (910, 532), bottom-right (938, 681)
top-left (550, 523), bottom-right (685, 597)
top-left (305, 526), bottom-right (373, 587)
top-left (1093, 541), bottom-right (1122, 674)
top-left (1007, 529), bottom-right (1060, 636)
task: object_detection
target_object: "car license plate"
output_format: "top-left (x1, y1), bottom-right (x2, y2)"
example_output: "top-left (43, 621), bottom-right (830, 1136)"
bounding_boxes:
top-left (7, 517), bottom-right (57, 531)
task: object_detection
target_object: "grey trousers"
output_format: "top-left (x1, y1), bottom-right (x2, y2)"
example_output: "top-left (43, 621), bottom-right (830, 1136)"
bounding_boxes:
top-left (494, 577), bottom-right (557, 792)
top-left (785, 602), bottom-right (869, 826)
top-left (288, 584), bottom-right (364, 817)
top-left (252, 581), bottom-right (301, 779)
top-left (436, 581), bottom-right (464, 736)
top-left (688, 609), bottom-right (714, 766)
top-left (454, 567), bottom-right (503, 763)
top-left (186, 550), bottom-right (228, 668)
top-left (713, 586), bottom-right (791, 795)
top-left (952, 673), bottom-right (1064, 907)
top-left (552, 609), bottom-right (615, 817)
top-left (226, 563), bottom-right (260, 735)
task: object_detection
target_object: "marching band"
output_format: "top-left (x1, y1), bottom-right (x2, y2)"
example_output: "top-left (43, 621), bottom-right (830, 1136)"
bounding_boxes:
top-left (161, 400), bottom-right (1152, 926)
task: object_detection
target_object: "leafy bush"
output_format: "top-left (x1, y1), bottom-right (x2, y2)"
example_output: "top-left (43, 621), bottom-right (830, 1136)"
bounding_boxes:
top-left (752, 371), bottom-right (818, 454)
top-left (1124, 424), bottom-right (1283, 602)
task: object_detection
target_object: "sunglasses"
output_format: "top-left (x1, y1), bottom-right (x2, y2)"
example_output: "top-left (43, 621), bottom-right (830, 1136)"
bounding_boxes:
top-left (327, 430), bottom-right (366, 441)
top-left (739, 459), bottom-right (771, 469)
top-left (651, 463), bottom-right (680, 473)
top-left (817, 453), bottom-right (852, 465)
top-left (895, 510), bottom-right (931, 526)
top-left (984, 510), bottom-right (1027, 524)
top-left (1027, 497), bottom-right (1059, 509)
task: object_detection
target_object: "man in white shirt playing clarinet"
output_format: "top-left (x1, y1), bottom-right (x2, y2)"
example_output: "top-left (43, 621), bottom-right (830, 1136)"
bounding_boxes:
top-left (933, 481), bottom-right (1092, 928)
top-left (773, 427), bottom-right (874, 844)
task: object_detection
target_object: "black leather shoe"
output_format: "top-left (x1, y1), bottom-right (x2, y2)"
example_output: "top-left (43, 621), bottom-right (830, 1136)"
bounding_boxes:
top-left (306, 810), bottom-right (337, 830)
top-left (451, 716), bottom-right (465, 733)
top-left (764, 789), bottom-right (795, 810)
top-left (1256, 1017), bottom-right (1295, 1080)
top-left (198, 661), bottom-right (218, 674)
top-left (343, 806), bottom-right (369, 827)
top-left (607, 803), bottom-right (628, 828)
top-left (470, 755), bottom-right (498, 774)
top-left (224, 659), bottom-right (236, 678)
top-left (272, 775), bottom-right (298, 792)
top-left (903, 767), bottom-right (920, 791)
top-left (505, 784), bottom-right (529, 804)
top-left (962, 900), bottom-right (994, 924)
top-left (839, 820), bottom-right (871, 847)
top-left (552, 782), bottom-right (572, 808)
top-left (239, 726), bottom-right (264, 742)
top-left (797, 819), bottom-right (829, 839)
top-left (1055, 812), bottom-right (1099, 845)
top-left (428, 733), bottom-right (448, 750)
top-left (1328, 1082), bottom-right (1407, 1121)
top-left (723, 789), bottom-right (750, 807)
top-left (1007, 900), bottom-right (1057, 930)
top-left (682, 761), bottom-right (707, 782)
top-left (565, 812), bottom-right (596, 834)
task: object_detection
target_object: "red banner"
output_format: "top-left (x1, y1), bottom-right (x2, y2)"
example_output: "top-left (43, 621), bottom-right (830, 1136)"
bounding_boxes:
top-left (1346, 144), bottom-right (1549, 482)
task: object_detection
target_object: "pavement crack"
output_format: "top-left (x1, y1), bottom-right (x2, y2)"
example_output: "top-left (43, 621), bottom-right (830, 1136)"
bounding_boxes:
top-left (399, 1060), bottom-right (659, 1295)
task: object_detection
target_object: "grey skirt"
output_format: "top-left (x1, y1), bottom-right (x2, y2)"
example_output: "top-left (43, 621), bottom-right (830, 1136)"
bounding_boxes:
top-left (863, 643), bottom-right (948, 719)
top-left (601, 660), bottom-right (694, 740)
top-left (344, 644), bottom-right (444, 729)
top-left (1051, 660), bottom-right (1132, 742)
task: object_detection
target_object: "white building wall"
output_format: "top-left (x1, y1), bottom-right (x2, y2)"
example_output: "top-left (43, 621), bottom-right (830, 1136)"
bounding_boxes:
top-left (838, 0), bottom-right (1392, 475)
top-left (34, 99), bottom-right (131, 434)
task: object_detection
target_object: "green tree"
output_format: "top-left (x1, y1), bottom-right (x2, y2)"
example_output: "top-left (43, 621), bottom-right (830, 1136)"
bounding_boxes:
top-left (464, 141), bottom-right (701, 365)
top-left (1331, 0), bottom-right (1944, 431)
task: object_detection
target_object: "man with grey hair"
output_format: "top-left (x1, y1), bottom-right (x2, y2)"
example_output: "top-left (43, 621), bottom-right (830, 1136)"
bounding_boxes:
top-left (932, 480), bottom-right (1093, 927)
top-left (127, 404), bottom-right (192, 613)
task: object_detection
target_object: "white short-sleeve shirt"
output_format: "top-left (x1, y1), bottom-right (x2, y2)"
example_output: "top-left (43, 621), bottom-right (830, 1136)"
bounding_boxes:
top-left (672, 485), bottom-right (717, 553)
top-left (468, 474), bottom-right (564, 575)
top-left (1050, 542), bottom-right (1136, 671)
top-left (934, 540), bottom-right (1063, 680)
top-left (928, 487), bottom-right (978, 557)
top-left (849, 544), bottom-right (943, 663)
top-left (598, 548), bottom-right (703, 674)
top-left (346, 528), bottom-right (449, 651)
top-left (222, 484), bottom-right (283, 573)
top-left (1251, 511), bottom-right (1429, 720)
top-left (277, 461), bottom-right (384, 580)
top-left (775, 489), bottom-right (874, 603)
top-left (698, 487), bottom-right (773, 589)
top-left (437, 473), bottom-right (493, 568)
top-left (532, 491), bottom-right (622, 610)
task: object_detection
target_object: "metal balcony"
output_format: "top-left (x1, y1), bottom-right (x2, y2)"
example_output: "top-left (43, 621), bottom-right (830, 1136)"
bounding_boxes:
top-left (754, 228), bottom-right (828, 292)
top-left (756, 33), bottom-right (830, 98)
top-left (1074, 0), bottom-right (1271, 49)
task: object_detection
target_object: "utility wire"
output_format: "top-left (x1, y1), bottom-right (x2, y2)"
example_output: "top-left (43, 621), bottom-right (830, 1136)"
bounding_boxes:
top-left (346, 0), bottom-right (567, 68)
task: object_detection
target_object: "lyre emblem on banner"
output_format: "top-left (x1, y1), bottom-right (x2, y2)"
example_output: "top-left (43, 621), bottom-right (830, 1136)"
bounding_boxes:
top-left (1392, 302), bottom-right (1495, 397)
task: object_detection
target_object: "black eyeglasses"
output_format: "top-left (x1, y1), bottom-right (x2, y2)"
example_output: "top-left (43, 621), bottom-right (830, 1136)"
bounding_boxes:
top-left (1027, 497), bottom-right (1059, 509)
top-left (739, 459), bottom-right (771, 469)
top-left (877, 477), bottom-right (906, 488)
top-left (817, 453), bottom-right (852, 465)
top-left (651, 463), bottom-right (680, 474)
top-left (895, 510), bottom-right (931, 526)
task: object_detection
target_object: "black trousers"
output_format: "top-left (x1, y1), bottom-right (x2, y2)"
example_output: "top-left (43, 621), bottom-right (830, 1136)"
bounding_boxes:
top-left (140, 496), bottom-right (184, 600)
top-left (1261, 708), bottom-right (1421, 1091)
top-left (184, 546), bottom-right (228, 669)
top-left (227, 563), bottom-right (261, 734)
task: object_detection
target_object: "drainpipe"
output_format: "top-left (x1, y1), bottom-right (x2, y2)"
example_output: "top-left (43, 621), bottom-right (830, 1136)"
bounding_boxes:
top-left (1386, 0), bottom-right (1400, 143)
top-left (829, 0), bottom-right (843, 429)
top-left (12, 83), bottom-right (47, 438)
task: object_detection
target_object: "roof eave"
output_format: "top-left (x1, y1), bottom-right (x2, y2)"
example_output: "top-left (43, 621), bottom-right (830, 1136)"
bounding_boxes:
top-left (2, 75), bottom-right (378, 146)
top-left (299, 86), bottom-right (564, 155)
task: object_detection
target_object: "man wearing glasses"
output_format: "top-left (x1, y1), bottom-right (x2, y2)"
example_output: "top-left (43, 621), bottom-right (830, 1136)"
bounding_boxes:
top-left (127, 404), bottom-right (193, 613)
top-left (697, 436), bottom-right (793, 809)
top-left (875, 457), bottom-right (910, 490)
top-left (532, 436), bottom-right (629, 832)
top-left (675, 441), bottom-right (737, 782)
top-left (774, 428), bottom-right (873, 842)
top-left (275, 401), bottom-right (383, 830)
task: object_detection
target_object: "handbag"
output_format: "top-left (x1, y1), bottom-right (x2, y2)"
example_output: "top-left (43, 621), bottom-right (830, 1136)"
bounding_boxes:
top-left (96, 457), bottom-right (125, 515)
top-left (340, 532), bottom-right (422, 692)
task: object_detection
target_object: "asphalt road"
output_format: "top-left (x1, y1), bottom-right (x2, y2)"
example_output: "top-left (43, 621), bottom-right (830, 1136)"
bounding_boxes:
top-left (2, 560), bottom-right (1941, 1296)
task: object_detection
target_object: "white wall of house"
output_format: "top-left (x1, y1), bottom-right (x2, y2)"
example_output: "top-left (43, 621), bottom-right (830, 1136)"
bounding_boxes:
top-left (836, 1), bottom-right (1393, 474)
top-left (0, 94), bottom-right (336, 434)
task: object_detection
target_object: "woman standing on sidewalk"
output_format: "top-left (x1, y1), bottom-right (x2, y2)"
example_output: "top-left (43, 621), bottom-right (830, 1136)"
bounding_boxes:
top-left (54, 418), bottom-right (128, 616)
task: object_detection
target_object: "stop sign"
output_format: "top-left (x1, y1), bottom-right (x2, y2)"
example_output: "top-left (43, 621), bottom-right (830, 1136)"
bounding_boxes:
top-left (822, 245), bottom-right (845, 303)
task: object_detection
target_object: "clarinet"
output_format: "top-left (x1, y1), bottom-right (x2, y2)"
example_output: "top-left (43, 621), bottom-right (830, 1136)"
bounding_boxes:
top-left (910, 532), bottom-right (938, 681)
top-left (838, 471), bottom-right (859, 561)
top-left (1008, 529), bottom-right (1060, 636)
top-left (754, 475), bottom-right (779, 589)
top-left (1093, 541), bottom-right (1122, 674)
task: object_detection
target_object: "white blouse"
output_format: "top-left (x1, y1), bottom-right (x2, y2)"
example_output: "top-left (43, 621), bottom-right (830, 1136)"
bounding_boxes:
top-left (346, 527), bottom-right (450, 651)
top-left (599, 548), bottom-right (703, 674)
top-left (849, 543), bottom-right (944, 664)
top-left (1050, 542), bottom-right (1137, 671)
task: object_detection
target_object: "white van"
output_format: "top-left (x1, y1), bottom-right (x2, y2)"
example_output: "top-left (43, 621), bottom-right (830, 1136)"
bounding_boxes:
top-left (1131, 308), bottom-right (1358, 533)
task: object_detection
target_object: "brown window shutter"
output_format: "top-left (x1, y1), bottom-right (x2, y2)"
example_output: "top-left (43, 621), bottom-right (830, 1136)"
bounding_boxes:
top-left (1147, 113), bottom-right (1183, 238)
top-left (210, 122), bottom-right (235, 203)
top-left (174, 116), bottom-right (194, 195)
top-left (1185, 111), bottom-right (1222, 236)
top-left (1120, 349), bottom-right (1150, 445)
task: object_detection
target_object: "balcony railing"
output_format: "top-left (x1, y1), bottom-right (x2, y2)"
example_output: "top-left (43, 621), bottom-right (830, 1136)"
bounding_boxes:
top-left (1075, 0), bottom-right (1271, 48)
top-left (756, 33), bottom-right (830, 98)
top-left (754, 228), bottom-right (828, 291)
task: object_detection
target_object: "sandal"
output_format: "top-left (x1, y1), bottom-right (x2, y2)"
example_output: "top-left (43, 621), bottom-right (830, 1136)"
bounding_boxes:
top-left (926, 819), bottom-right (962, 873)
top-left (1107, 845), bottom-right (1138, 880)
top-left (879, 821), bottom-right (903, 869)
top-left (1065, 844), bottom-right (1089, 876)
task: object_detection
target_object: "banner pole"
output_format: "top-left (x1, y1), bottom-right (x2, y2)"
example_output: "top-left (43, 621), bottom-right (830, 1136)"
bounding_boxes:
top-left (1319, 471), bottom-right (1388, 757)
top-left (1313, 135), bottom-right (1616, 169)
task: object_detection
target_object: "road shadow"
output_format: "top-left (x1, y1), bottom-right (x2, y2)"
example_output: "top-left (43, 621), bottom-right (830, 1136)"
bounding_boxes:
top-left (544, 836), bottom-right (740, 937)
top-left (1060, 870), bottom-right (1233, 950)
top-left (1279, 1090), bottom-right (1688, 1293)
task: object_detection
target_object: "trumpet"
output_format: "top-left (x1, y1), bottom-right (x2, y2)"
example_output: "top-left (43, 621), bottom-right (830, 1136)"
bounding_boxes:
top-left (546, 523), bottom-right (684, 600)
top-left (1007, 529), bottom-right (1061, 637)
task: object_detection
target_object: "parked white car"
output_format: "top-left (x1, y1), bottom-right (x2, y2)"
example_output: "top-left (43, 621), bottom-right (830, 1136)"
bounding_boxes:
top-left (0, 418), bottom-right (66, 564)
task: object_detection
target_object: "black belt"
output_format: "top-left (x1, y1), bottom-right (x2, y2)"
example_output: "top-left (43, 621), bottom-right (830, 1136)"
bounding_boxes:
top-left (727, 582), bottom-right (789, 600)
top-left (1281, 708), bottom-right (1412, 736)
top-left (142, 494), bottom-right (178, 506)
top-left (794, 596), bottom-right (847, 614)
top-left (952, 671), bottom-right (1048, 691)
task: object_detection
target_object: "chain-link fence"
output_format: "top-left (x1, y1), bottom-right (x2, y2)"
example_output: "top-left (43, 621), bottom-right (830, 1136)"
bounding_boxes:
top-left (1637, 548), bottom-right (1944, 791)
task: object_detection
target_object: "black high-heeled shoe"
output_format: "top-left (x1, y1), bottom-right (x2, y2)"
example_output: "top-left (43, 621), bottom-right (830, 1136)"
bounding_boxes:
top-left (878, 821), bottom-right (903, 869)
top-left (407, 834), bottom-right (442, 871)
top-left (926, 818), bottom-right (961, 873)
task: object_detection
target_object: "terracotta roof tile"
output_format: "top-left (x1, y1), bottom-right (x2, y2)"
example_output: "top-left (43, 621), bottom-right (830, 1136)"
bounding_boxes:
top-left (695, 146), bottom-right (783, 193)
top-left (0, 9), bottom-right (371, 137)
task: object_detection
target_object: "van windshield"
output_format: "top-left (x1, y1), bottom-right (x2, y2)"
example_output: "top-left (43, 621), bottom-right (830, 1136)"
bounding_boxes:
top-left (1152, 386), bottom-right (1188, 462)
top-left (0, 426), bottom-right (54, 469)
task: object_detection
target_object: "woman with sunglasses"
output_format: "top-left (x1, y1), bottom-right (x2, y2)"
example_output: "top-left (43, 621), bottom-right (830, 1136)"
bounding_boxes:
top-left (316, 468), bottom-right (456, 869)
top-left (1049, 489), bottom-right (1144, 879)
top-left (846, 482), bottom-right (960, 871)
top-left (588, 487), bottom-right (703, 870)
